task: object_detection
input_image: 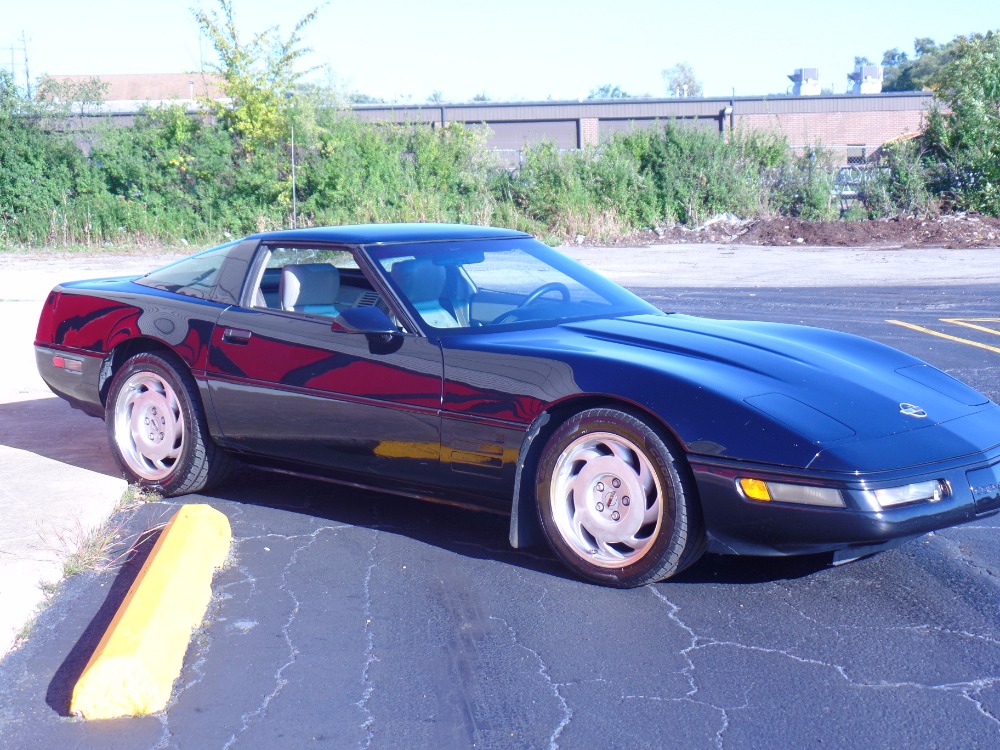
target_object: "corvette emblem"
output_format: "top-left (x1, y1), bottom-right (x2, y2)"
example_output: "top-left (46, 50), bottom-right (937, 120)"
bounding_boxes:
top-left (899, 403), bottom-right (928, 418)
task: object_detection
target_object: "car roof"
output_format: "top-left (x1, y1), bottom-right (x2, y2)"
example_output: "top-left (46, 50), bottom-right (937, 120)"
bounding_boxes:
top-left (248, 223), bottom-right (531, 246)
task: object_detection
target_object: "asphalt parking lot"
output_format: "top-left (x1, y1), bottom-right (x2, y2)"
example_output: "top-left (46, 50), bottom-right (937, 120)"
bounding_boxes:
top-left (1, 246), bottom-right (999, 748)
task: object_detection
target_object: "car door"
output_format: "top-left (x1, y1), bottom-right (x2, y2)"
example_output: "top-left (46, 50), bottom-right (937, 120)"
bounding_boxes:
top-left (204, 244), bottom-right (444, 489)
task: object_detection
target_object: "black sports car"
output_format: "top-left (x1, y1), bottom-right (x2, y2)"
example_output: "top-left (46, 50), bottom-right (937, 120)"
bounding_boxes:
top-left (34, 224), bottom-right (1000, 587)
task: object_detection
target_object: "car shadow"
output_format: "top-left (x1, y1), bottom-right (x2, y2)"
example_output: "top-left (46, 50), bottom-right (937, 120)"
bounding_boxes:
top-left (671, 550), bottom-right (833, 585)
top-left (0, 397), bottom-right (120, 477)
top-left (203, 466), bottom-right (835, 587)
top-left (206, 466), bottom-right (578, 582)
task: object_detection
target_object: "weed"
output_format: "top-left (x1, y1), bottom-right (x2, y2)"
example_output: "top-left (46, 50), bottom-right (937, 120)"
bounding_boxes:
top-left (39, 484), bottom-right (163, 579)
top-left (118, 483), bottom-right (162, 510)
top-left (862, 140), bottom-right (936, 217)
top-left (58, 516), bottom-right (125, 578)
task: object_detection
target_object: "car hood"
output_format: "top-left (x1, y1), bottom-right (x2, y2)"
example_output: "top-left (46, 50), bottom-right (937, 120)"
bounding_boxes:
top-left (555, 314), bottom-right (998, 470)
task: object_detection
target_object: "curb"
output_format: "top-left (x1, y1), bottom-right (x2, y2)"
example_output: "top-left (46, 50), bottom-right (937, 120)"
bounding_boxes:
top-left (69, 504), bottom-right (232, 719)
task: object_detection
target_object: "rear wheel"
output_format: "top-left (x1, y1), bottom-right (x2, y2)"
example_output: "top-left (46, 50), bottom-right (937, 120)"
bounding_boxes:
top-left (536, 408), bottom-right (704, 587)
top-left (106, 352), bottom-right (233, 496)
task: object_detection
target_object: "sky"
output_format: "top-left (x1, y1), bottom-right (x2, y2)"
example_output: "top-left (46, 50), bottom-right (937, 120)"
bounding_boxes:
top-left (3, 0), bottom-right (999, 102)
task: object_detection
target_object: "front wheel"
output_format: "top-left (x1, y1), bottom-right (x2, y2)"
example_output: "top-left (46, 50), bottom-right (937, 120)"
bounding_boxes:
top-left (536, 408), bottom-right (704, 587)
top-left (106, 352), bottom-right (232, 496)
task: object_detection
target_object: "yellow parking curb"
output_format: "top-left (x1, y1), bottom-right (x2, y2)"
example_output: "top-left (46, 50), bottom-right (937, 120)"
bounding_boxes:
top-left (70, 504), bottom-right (232, 719)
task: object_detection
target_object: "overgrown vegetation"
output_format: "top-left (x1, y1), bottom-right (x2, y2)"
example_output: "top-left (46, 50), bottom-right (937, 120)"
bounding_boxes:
top-left (921, 31), bottom-right (1000, 216)
top-left (41, 484), bottom-right (161, 579)
top-left (2, 17), bottom-right (999, 247)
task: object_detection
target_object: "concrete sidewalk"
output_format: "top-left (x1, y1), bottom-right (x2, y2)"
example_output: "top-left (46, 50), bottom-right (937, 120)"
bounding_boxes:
top-left (0, 253), bottom-right (183, 655)
top-left (1, 243), bottom-right (998, 657)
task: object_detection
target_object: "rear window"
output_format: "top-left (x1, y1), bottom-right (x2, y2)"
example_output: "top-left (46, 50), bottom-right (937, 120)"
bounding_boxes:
top-left (135, 242), bottom-right (238, 299)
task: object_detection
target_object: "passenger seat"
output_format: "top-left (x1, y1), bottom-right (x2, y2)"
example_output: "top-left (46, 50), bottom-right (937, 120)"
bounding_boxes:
top-left (280, 263), bottom-right (340, 316)
top-left (390, 259), bottom-right (459, 328)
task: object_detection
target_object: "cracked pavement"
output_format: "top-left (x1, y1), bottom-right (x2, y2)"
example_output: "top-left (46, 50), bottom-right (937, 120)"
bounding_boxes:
top-left (1, 283), bottom-right (999, 748)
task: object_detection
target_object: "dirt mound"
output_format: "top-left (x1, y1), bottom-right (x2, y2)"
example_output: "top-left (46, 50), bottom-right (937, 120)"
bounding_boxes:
top-left (613, 214), bottom-right (1000, 249)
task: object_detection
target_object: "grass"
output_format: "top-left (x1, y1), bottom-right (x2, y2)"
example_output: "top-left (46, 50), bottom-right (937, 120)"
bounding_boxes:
top-left (38, 484), bottom-right (162, 582)
top-left (0, 242), bottom-right (196, 256)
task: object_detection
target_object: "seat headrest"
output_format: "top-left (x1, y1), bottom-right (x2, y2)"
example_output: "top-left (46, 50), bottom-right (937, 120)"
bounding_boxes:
top-left (391, 259), bottom-right (446, 304)
top-left (280, 264), bottom-right (340, 310)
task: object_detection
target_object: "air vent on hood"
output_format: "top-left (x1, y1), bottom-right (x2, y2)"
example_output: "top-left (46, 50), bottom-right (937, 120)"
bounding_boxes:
top-left (896, 365), bottom-right (989, 407)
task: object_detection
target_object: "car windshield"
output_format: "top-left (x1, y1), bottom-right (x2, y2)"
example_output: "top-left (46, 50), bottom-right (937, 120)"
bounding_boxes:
top-left (367, 237), bottom-right (659, 330)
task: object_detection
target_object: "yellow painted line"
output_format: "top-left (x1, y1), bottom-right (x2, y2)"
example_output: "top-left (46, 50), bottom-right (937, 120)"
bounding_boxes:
top-left (887, 319), bottom-right (1000, 355)
top-left (941, 318), bottom-right (1000, 337)
top-left (70, 504), bottom-right (232, 720)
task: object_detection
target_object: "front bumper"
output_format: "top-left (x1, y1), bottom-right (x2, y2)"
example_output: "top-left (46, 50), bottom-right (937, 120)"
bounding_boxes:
top-left (691, 451), bottom-right (1000, 557)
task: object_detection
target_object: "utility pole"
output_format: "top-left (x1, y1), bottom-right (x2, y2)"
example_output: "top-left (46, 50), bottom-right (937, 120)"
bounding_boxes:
top-left (21, 31), bottom-right (30, 97)
top-left (2, 33), bottom-right (30, 96)
top-left (286, 92), bottom-right (297, 229)
top-left (290, 114), bottom-right (297, 229)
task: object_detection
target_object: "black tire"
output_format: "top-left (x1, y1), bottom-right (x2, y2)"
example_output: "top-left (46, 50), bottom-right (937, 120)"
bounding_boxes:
top-left (536, 408), bottom-right (704, 587)
top-left (105, 351), bottom-right (234, 496)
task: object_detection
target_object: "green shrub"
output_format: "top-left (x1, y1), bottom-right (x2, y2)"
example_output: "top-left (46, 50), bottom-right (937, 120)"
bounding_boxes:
top-left (0, 70), bottom-right (977, 247)
top-left (921, 32), bottom-right (1000, 215)
top-left (862, 139), bottom-right (935, 217)
top-left (299, 116), bottom-right (498, 226)
top-left (771, 147), bottom-right (839, 222)
top-left (0, 71), bottom-right (116, 245)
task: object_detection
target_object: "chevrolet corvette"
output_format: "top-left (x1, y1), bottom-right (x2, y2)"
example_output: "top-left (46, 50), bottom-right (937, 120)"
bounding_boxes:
top-left (34, 224), bottom-right (1000, 586)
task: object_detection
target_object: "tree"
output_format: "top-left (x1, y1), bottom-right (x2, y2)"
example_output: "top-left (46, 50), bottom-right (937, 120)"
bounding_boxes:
top-left (881, 48), bottom-right (908, 68)
top-left (34, 76), bottom-right (108, 116)
top-left (471, 91), bottom-right (491, 102)
top-left (923, 31), bottom-right (1000, 214)
top-left (661, 63), bottom-right (702, 97)
top-left (427, 90), bottom-right (445, 103)
top-left (193, 0), bottom-right (320, 153)
top-left (587, 83), bottom-right (629, 99)
top-left (914, 38), bottom-right (938, 57)
top-left (350, 92), bottom-right (386, 104)
top-left (882, 36), bottom-right (956, 92)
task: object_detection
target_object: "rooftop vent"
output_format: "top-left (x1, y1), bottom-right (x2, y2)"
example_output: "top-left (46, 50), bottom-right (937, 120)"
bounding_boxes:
top-left (848, 64), bottom-right (884, 94)
top-left (788, 68), bottom-right (821, 96)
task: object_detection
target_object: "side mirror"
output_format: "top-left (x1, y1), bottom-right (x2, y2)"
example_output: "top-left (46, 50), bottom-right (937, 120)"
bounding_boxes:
top-left (331, 307), bottom-right (398, 337)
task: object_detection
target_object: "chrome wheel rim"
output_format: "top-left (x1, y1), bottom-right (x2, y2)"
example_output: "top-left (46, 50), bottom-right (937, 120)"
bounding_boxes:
top-left (549, 431), bottom-right (663, 568)
top-left (113, 371), bottom-right (184, 481)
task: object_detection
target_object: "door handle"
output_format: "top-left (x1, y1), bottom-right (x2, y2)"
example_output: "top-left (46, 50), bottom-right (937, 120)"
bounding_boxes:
top-left (222, 327), bottom-right (252, 345)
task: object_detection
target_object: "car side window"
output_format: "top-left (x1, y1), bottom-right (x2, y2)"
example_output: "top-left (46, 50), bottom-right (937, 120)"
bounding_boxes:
top-left (251, 247), bottom-right (357, 311)
top-left (136, 242), bottom-right (239, 299)
top-left (250, 245), bottom-right (409, 330)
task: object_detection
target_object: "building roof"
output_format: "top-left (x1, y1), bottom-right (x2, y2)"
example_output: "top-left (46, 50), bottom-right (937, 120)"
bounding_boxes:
top-left (40, 73), bottom-right (226, 112)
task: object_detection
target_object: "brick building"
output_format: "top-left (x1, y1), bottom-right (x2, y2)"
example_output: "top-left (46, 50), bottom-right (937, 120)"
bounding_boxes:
top-left (353, 92), bottom-right (934, 164)
top-left (49, 73), bottom-right (934, 165)
top-left (41, 73), bottom-right (226, 112)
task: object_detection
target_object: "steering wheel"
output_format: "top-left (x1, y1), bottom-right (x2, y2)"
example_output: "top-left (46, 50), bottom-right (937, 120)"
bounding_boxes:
top-left (519, 282), bottom-right (571, 308)
top-left (490, 282), bottom-right (572, 325)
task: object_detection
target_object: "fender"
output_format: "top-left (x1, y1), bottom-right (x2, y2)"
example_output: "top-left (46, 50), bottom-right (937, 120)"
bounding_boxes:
top-left (509, 411), bottom-right (551, 548)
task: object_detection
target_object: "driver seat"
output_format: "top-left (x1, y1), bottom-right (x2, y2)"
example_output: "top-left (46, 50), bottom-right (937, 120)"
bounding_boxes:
top-left (391, 259), bottom-right (459, 329)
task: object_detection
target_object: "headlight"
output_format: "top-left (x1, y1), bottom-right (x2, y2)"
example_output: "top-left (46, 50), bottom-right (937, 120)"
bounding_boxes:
top-left (738, 478), bottom-right (845, 508)
top-left (872, 480), bottom-right (947, 508)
